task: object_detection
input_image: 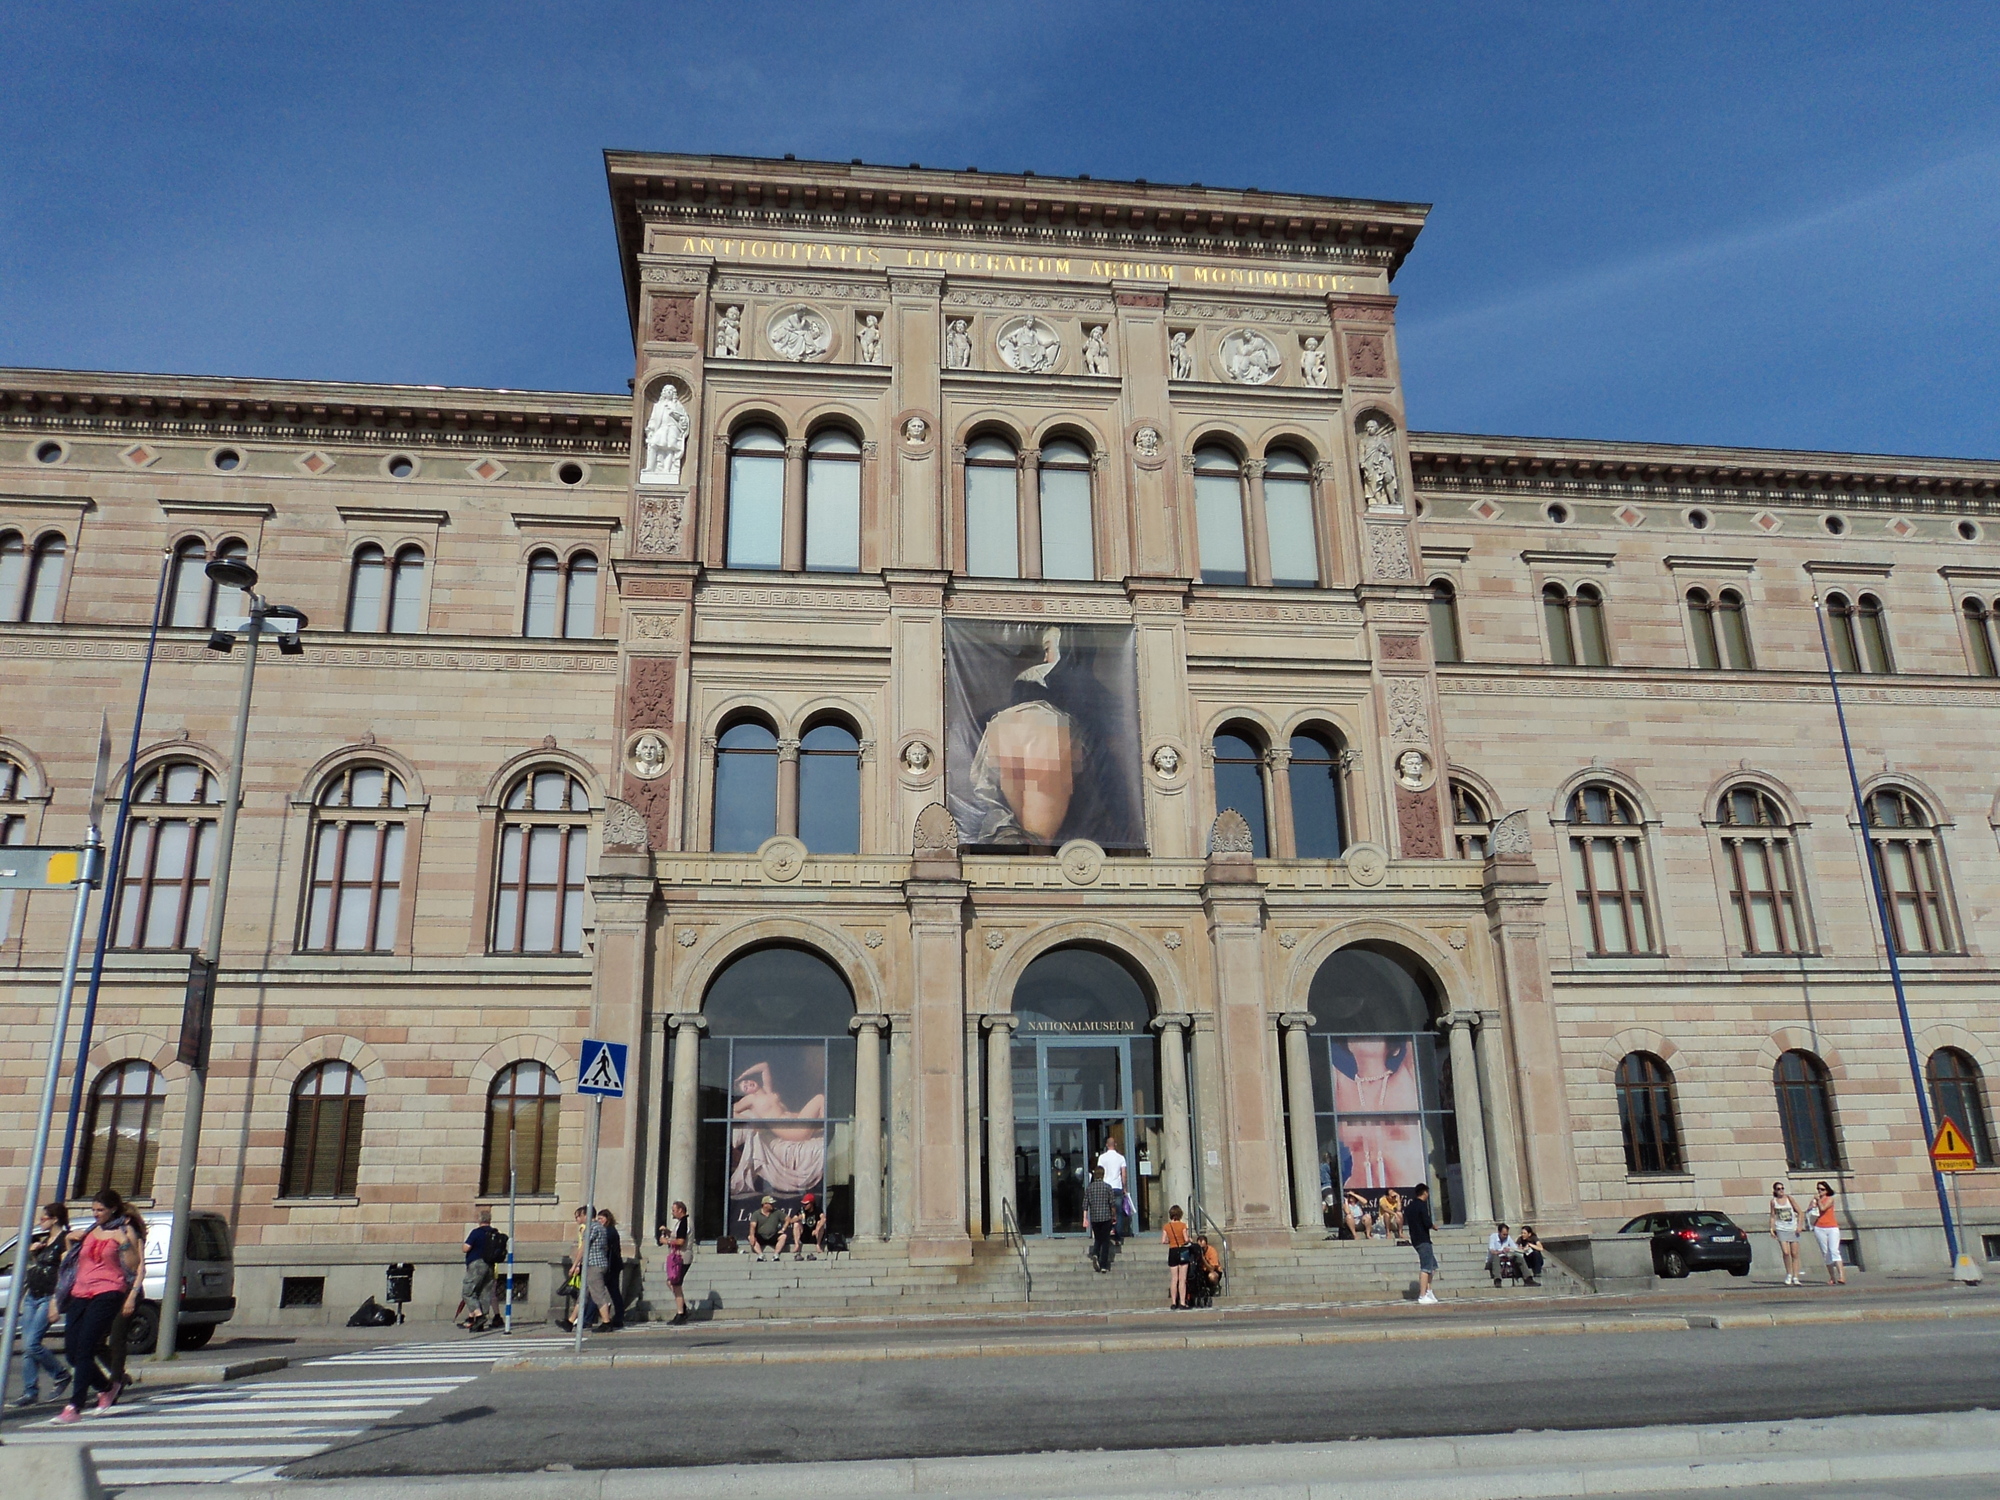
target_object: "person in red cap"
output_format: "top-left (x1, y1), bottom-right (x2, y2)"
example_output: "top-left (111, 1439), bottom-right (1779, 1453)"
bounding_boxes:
top-left (782, 1193), bottom-right (828, 1260)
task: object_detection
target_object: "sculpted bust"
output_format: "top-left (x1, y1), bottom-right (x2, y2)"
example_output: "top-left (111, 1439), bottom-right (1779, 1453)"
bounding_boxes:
top-left (903, 416), bottom-right (928, 444)
top-left (901, 740), bottom-right (932, 773)
top-left (1395, 748), bottom-right (1430, 790)
top-left (630, 731), bottom-right (669, 780)
top-left (1151, 745), bottom-right (1180, 777)
top-left (1134, 426), bottom-right (1161, 459)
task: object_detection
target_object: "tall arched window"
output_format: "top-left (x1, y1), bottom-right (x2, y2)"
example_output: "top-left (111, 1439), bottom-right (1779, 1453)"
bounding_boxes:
top-left (1826, 591), bottom-right (1893, 674)
top-left (1961, 597), bottom-right (1998, 677)
top-left (523, 550), bottom-right (596, 638)
top-left (1544, 583), bottom-right (1609, 666)
top-left (1450, 780), bottom-right (1492, 858)
top-left (1288, 729), bottom-right (1346, 859)
top-left (492, 769), bottom-right (591, 954)
top-left (0, 755), bottom-right (23, 939)
top-left (804, 427), bottom-right (862, 572)
top-left (1036, 437), bottom-right (1095, 580)
top-left (77, 1061), bottom-right (167, 1200)
top-left (2, 532), bottom-right (67, 622)
top-left (1774, 1050), bottom-right (1840, 1172)
top-left (1429, 579), bottom-right (1463, 663)
top-left (114, 761), bottom-right (223, 949)
top-left (168, 537), bottom-right (249, 629)
top-left (1865, 787), bottom-right (1956, 953)
top-left (1688, 588), bottom-right (1753, 669)
top-left (1192, 446), bottom-right (1248, 586)
top-left (281, 1060), bottom-right (367, 1199)
top-left (1927, 1048), bottom-right (1994, 1167)
top-left (1615, 1052), bottom-right (1683, 1175)
top-left (963, 433), bottom-right (1020, 578)
top-left (727, 424), bottom-right (786, 570)
top-left (797, 721), bottom-right (860, 855)
top-left (1718, 786), bottom-right (1806, 955)
top-left (482, 1060), bottom-right (563, 1196)
top-left (302, 765), bottom-right (409, 953)
top-left (712, 720), bottom-right (779, 853)
top-left (0, 532), bottom-right (22, 619)
top-left (1263, 448), bottom-right (1318, 587)
top-left (1566, 784), bottom-right (1654, 954)
top-left (1211, 726), bottom-right (1268, 857)
top-left (562, 551), bottom-right (598, 637)
top-left (347, 544), bottom-right (426, 633)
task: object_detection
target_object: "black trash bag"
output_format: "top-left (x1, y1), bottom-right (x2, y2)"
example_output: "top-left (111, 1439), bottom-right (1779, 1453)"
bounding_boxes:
top-left (347, 1296), bottom-right (399, 1328)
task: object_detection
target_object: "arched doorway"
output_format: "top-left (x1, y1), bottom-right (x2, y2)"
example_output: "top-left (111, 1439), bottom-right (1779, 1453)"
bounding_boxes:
top-left (697, 946), bottom-right (857, 1240)
top-left (1008, 946), bottom-right (1161, 1236)
top-left (1304, 944), bottom-right (1464, 1225)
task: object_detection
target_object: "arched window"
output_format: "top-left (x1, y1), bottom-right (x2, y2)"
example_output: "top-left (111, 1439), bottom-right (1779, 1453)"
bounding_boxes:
top-left (1263, 448), bottom-right (1318, 587)
top-left (1543, 583), bottom-right (1609, 666)
top-left (797, 721), bottom-right (860, 855)
top-left (1288, 729), bottom-right (1346, 860)
top-left (523, 550), bottom-right (560, 637)
top-left (168, 537), bottom-right (249, 629)
top-left (0, 532), bottom-right (22, 619)
top-left (347, 544), bottom-right (386, 631)
top-left (1961, 597), bottom-right (1998, 677)
top-left (1211, 726), bottom-right (1268, 857)
top-left (1428, 579), bottom-right (1463, 663)
top-left (281, 1060), bottom-right (366, 1198)
top-left (712, 720), bottom-right (779, 853)
top-left (1826, 591), bottom-right (1893, 674)
top-left (302, 765), bottom-right (409, 953)
top-left (0, 755), bottom-right (23, 938)
top-left (347, 544), bottom-right (426, 633)
top-left (114, 761), bottom-right (223, 949)
top-left (804, 428), bottom-right (862, 573)
top-left (1718, 786), bottom-right (1806, 955)
top-left (1615, 1052), bottom-right (1683, 1175)
top-left (562, 551), bottom-right (598, 637)
top-left (492, 769), bottom-right (591, 954)
top-left (77, 1061), bottom-right (167, 1200)
top-left (1927, 1048), bottom-right (1994, 1167)
top-left (1774, 1050), bottom-right (1840, 1172)
top-left (1450, 780), bottom-right (1492, 859)
top-left (523, 550), bottom-right (596, 638)
top-left (1688, 588), bottom-right (1753, 669)
top-left (727, 424), bottom-right (786, 570)
top-left (3, 532), bottom-right (67, 623)
top-left (1566, 784), bottom-right (1654, 954)
top-left (1037, 437), bottom-right (1095, 580)
top-left (964, 433), bottom-right (1020, 578)
top-left (482, 1060), bottom-right (563, 1196)
top-left (1192, 446), bottom-right (1247, 586)
top-left (1865, 787), bottom-right (1956, 954)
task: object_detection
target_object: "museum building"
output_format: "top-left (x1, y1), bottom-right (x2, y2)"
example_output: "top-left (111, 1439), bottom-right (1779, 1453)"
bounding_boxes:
top-left (2, 151), bottom-right (1997, 1320)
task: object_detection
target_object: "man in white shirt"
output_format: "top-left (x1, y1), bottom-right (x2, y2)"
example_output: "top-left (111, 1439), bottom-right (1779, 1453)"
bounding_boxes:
top-left (1485, 1223), bottom-right (1518, 1286)
top-left (1096, 1136), bottom-right (1129, 1242)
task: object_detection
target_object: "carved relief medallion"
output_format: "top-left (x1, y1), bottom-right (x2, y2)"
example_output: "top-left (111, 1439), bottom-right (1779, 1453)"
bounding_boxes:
top-left (995, 316), bottom-right (1062, 373)
top-left (766, 305), bottom-right (832, 362)
top-left (1217, 328), bottom-right (1282, 384)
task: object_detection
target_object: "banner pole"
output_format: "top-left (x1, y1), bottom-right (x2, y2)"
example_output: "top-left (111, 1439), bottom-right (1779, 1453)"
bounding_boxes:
top-left (506, 1119), bottom-right (517, 1335)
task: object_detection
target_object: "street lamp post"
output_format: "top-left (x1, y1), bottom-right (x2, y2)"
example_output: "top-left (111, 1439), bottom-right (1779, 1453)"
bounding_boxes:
top-left (156, 559), bottom-right (306, 1359)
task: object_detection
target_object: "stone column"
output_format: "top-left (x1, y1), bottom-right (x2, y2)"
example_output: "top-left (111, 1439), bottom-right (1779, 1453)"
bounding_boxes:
top-left (963, 1012), bottom-right (985, 1238)
top-left (1280, 1012), bottom-right (1322, 1231)
top-left (984, 1014), bottom-right (1020, 1234)
top-left (849, 1014), bottom-right (888, 1241)
top-left (1188, 1014), bottom-right (1229, 1226)
top-left (584, 853), bottom-right (655, 1231)
top-left (1443, 1011), bottom-right (1493, 1226)
top-left (1474, 1006), bottom-right (1523, 1224)
top-left (905, 867), bottom-right (973, 1264)
top-left (1202, 829), bottom-right (1289, 1246)
top-left (1016, 448), bottom-right (1043, 579)
top-left (1243, 459), bottom-right (1272, 587)
top-left (664, 1013), bottom-right (707, 1236)
top-left (888, 1019), bottom-right (914, 1237)
top-left (1265, 746), bottom-right (1296, 859)
top-left (774, 738), bottom-right (801, 839)
top-left (781, 439), bottom-right (808, 571)
top-left (1151, 1014), bottom-right (1195, 1219)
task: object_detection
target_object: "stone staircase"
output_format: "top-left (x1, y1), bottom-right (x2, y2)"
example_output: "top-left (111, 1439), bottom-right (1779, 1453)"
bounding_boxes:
top-left (640, 1228), bottom-right (1588, 1322)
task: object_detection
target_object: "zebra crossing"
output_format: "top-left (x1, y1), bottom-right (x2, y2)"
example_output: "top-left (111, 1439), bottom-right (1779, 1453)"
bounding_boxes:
top-left (310, 1334), bottom-right (577, 1366)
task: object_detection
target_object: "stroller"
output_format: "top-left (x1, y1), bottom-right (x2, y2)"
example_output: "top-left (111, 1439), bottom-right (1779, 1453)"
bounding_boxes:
top-left (1186, 1239), bottom-right (1225, 1309)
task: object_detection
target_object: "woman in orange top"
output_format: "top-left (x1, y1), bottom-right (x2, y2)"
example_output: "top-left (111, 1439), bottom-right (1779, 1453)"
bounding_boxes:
top-left (57, 1188), bottom-right (141, 1423)
top-left (1161, 1205), bottom-right (1191, 1309)
top-left (1810, 1181), bottom-right (1847, 1285)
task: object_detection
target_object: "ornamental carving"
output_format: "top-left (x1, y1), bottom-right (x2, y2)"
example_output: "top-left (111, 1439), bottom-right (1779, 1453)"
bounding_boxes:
top-left (767, 305), bottom-right (832, 362)
top-left (1378, 634), bottom-right (1422, 661)
top-left (717, 275), bottom-right (881, 302)
top-left (1217, 328), bottom-right (1282, 384)
top-left (642, 264), bottom-right (712, 286)
top-left (1367, 524), bottom-right (1415, 580)
top-left (1347, 334), bottom-right (1388, 379)
top-left (714, 306), bottom-right (742, 358)
top-left (648, 295), bottom-right (695, 344)
top-left (1208, 809), bottom-right (1255, 856)
top-left (1057, 839), bottom-right (1105, 886)
top-left (1395, 788), bottom-right (1444, 858)
top-left (913, 801), bottom-right (958, 856)
top-left (1179, 302), bottom-right (1330, 327)
top-left (1331, 300), bottom-right (1395, 323)
top-left (945, 290), bottom-right (1109, 312)
top-left (995, 316), bottom-right (1062, 373)
top-left (1359, 417), bottom-right (1403, 511)
top-left (1346, 842), bottom-right (1389, 886)
top-left (631, 613), bottom-right (678, 643)
top-left (1386, 679), bottom-right (1429, 744)
top-left (602, 797), bottom-right (650, 851)
top-left (626, 655), bottom-right (675, 728)
top-left (1490, 810), bottom-right (1533, 856)
top-left (759, 836), bottom-right (807, 882)
top-left (623, 775), bottom-right (672, 850)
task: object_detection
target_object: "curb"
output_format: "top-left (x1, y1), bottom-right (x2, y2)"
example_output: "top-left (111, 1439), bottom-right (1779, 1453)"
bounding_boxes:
top-left (128, 1354), bottom-right (290, 1388)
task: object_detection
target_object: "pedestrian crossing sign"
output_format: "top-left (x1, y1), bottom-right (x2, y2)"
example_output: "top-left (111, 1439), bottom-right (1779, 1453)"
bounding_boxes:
top-left (577, 1038), bottom-right (627, 1098)
top-left (1930, 1119), bottom-right (1976, 1172)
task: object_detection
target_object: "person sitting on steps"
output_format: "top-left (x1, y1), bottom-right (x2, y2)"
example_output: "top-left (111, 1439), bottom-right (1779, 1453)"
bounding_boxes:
top-left (747, 1195), bottom-right (789, 1261)
top-left (1516, 1225), bottom-right (1545, 1286)
top-left (1486, 1222), bottom-right (1519, 1286)
top-left (1379, 1187), bottom-right (1406, 1244)
top-left (784, 1194), bottom-right (828, 1260)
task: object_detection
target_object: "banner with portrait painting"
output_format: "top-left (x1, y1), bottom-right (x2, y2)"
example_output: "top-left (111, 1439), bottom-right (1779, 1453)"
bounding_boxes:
top-left (943, 620), bottom-right (1143, 851)
top-left (724, 1039), bottom-right (829, 1235)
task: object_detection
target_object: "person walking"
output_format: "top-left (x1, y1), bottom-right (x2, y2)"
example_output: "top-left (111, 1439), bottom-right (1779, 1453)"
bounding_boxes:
top-left (598, 1210), bottom-right (627, 1328)
top-left (1769, 1182), bottom-right (1805, 1285)
top-left (460, 1209), bottom-right (503, 1331)
top-left (1405, 1182), bottom-right (1439, 1306)
top-left (1162, 1205), bottom-right (1191, 1309)
top-left (56, 1189), bottom-right (142, 1423)
top-left (1083, 1165), bottom-right (1120, 1272)
top-left (582, 1208), bottom-right (616, 1330)
top-left (656, 1201), bottom-right (692, 1325)
top-left (557, 1207), bottom-right (587, 1331)
top-left (11, 1202), bottom-right (72, 1409)
top-left (1097, 1133), bottom-right (1129, 1243)
top-left (100, 1205), bottom-right (147, 1398)
top-left (1810, 1181), bottom-right (1847, 1286)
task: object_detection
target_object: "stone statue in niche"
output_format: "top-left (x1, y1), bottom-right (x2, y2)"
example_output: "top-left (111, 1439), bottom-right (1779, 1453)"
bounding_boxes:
top-left (1359, 417), bottom-right (1403, 510)
top-left (943, 319), bottom-right (973, 370)
top-left (1395, 748), bottom-right (1432, 791)
top-left (901, 741), bottom-right (932, 773)
top-left (629, 731), bottom-right (670, 780)
top-left (1150, 744), bottom-right (1180, 777)
top-left (903, 416), bottom-right (929, 444)
top-left (856, 313), bottom-right (883, 365)
top-left (996, 317), bottom-right (1062, 373)
top-left (1082, 325), bottom-right (1110, 375)
top-left (1301, 337), bottom-right (1328, 389)
top-left (768, 306), bottom-right (832, 362)
top-left (714, 306), bottom-right (742, 358)
top-left (1168, 330), bottom-right (1194, 380)
top-left (1218, 328), bottom-right (1282, 385)
top-left (1133, 426), bottom-right (1161, 459)
top-left (639, 382), bottom-right (691, 486)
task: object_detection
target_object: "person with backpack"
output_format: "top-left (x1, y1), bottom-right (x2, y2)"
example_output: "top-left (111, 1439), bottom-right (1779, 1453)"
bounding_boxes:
top-left (56, 1188), bottom-right (142, 1423)
top-left (11, 1202), bottom-right (72, 1409)
top-left (460, 1210), bottom-right (505, 1332)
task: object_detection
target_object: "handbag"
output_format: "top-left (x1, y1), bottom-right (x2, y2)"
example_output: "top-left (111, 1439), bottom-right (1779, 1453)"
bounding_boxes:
top-left (52, 1235), bottom-right (86, 1312)
top-left (665, 1248), bottom-right (687, 1281)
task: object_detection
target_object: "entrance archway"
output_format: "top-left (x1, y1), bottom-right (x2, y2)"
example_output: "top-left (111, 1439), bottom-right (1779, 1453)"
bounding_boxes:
top-left (1304, 944), bottom-right (1465, 1226)
top-left (1007, 946), bottom-right (1161, 1236)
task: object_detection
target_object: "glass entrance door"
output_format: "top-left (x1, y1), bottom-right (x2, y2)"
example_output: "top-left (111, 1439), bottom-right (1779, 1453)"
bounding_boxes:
top-left (1014, 1037), bottom-right (1141, 1236)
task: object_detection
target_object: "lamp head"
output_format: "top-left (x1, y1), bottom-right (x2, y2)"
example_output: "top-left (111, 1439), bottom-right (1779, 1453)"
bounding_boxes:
top-left (204, 556), bottom-right (259, 592)
top-left (206, 631), bottom-right (235, 654)
top-left (277, 633), bottom-right (304, 657)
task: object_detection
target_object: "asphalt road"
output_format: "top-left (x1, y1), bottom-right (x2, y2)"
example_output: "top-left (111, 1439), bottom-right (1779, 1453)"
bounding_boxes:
top-left (286, 1319), bottom-right (2000, 1479)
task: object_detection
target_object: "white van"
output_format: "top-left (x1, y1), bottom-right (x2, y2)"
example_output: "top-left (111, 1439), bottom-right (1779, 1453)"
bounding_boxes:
top-left (1, 1209), bottom-right (236, 1352)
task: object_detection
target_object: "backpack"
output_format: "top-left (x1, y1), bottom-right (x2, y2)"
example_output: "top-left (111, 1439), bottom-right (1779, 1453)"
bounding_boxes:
top-left (481, 1229), bottom-right (509, 1266)
top-left (52, 1235), bottom-right (86, 1312)
top-left (714, 1235), bottom-right (738, 1255)
top-left (24, 1232), bottom-right (66, 1300)
top-left (346, 1296), bottom-right (399, 1328)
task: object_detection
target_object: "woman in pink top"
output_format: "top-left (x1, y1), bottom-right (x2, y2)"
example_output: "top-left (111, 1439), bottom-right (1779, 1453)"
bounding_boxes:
top-left (57, 1188), bottom-right (142, 1423)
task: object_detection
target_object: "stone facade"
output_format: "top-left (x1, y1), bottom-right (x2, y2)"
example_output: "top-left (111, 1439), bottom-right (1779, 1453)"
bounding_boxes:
top-left (2, 154), bottom-right (1995, 1321)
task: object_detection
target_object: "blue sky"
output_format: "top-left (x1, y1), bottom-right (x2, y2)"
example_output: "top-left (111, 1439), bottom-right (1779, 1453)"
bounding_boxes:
top-left (4, 1), bottom-right (1996, 457)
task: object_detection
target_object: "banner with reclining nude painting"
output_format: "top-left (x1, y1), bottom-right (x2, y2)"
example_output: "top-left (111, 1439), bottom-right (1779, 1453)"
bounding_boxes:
top-left (725, 1040), bottom-right (829, 1237)
top-left (943, 620), bottom-right (1144, 852)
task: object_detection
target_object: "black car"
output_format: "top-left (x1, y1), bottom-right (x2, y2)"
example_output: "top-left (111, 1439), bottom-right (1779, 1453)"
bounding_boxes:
top-left (1619, 1209), bottom-right (1754, 1279)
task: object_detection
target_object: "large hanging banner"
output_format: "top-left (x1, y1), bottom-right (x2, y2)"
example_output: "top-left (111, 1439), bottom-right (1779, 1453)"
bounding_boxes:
top-left (944, 620), bottom-right (1144, 850)
top-left (726, 1040), bottom-right (829, 1233)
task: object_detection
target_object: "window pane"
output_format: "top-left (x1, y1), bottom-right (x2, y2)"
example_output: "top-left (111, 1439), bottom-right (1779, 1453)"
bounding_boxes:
top-left (1689, 601), bottom-right (1720, 670)
top-left (727, 452), bottom-right (785, 569)
top-left (564, 554), bottom-right (598, 638)
top-left (805, 453), bottom-right (862, 572)
top-left (1965, 602), bottom-right (1998, 677)
top-left (531, 770), bottom-right (570, 811)
top-left (1719, 597), bottom-right (1753, 669)
top-left (388, 549), bottom-right (425, 634)
top-left (1212, 737), bottom-right (1267, 857)
top-left (525, 824), bottom-right (560, 883)
top-left (1576, 592), bottom-right (1610, 666)
top-left (1288, 736), bottom-right (1344, 859)
top-left (1859, 605), bottom-right (1892, 674)
top-left (523, 886), bottom-right (557, 952)
top-left (1264, 475), bottom-right (1317, 586)
top-left (1037, 464), bottom-right (1094, 580)
top-left (1544, 590), bottom-right (1575, 665)
top-left (524, 554), bottom-right (559, 637)
top-left (25, 538), bottom-right (65, 622)
top-left (798, 736), bottom-right (860, 855)
top-left (561, 828), bottom-right (586, 952)
top-left (1830, 605), bottom-right (1861, 673)
top-left (1429, 584), bottom-right (1462, 663)
top-left (965, 462), bottom-right (1018, 578)
top-left (169, 544), bottom-right (210, 627)
top-left (348, 547), bottom-right (385, 631)
top-left (0, 535), bottom-right (24, 620)
top-left (713, 741), bottom-right (779, 853)
top-left (1194, 473), bottom-right (1247, 586)
top-left (211, 542), bottom-right (250, 626)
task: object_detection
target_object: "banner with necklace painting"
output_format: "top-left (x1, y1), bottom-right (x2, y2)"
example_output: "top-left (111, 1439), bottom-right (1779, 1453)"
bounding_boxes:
top-left (1328, 1034), bottom-right (1440, 1196)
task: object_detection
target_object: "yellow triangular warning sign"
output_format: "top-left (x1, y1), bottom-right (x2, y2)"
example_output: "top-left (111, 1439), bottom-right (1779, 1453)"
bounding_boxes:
top-left (1931, 1119), bottom-right (1976, 1170)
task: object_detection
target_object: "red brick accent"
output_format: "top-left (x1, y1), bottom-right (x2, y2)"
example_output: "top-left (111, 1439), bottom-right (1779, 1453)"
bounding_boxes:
top-left (1116, 291), bottom-right (1165, 308)
top-left (1396, 786), bottom-right (1444, 858)
top-left (1378, 634), bottom-right (1423, 661)
top-left (1347, 334), bottom-right (1387, 379)
top-left (649, 295), bottom-right (695, 344)
top-left (627, 655), bottom-right (675, 728)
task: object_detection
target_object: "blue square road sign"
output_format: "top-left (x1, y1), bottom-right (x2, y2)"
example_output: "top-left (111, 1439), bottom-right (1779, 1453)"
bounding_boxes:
top-left (577, 1038), bottom-right (628, 1098)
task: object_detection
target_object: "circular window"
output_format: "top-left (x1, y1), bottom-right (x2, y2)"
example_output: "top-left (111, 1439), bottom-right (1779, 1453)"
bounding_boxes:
top-left (33, 440), bottom-right (63, 464)
top-left (1545, 502), bottom-right (1571, 525)
top-left (1956, 519), bottom-right (1981, 542)
top-left (386, 454), bottom-right (416, 479)
top-left (1412, 496), bottom-right (1427, 518)
top-left (212, 448), bottom-right (241, 471)
top-left (1685, 508), bottom-right (1710, 531)
top-left (1823, 514), bottom-right (1847, 536)
top-left (556, 461), bottom-right (585, 486)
